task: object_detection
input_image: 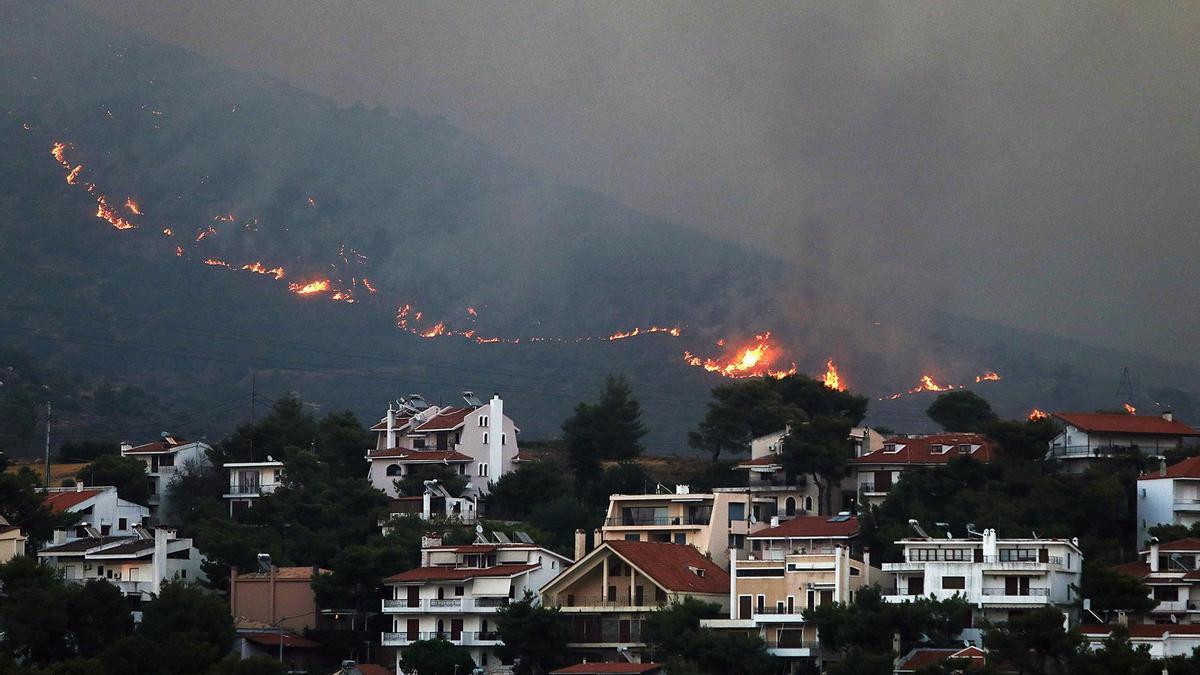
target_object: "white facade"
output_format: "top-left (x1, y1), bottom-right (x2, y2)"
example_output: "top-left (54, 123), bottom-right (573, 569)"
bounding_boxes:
top-left (223, 459), bottom-right (285, 515)
top-left (381, 536), bottom-right (569, 673)
top-left (1136, 457), bottom-right (1200, 547)
top-left (43, 485), bottom-right (150, 538)
top-left (1081, 625), bottom-right (1200, 659)
top-left (882, 530), bottom-right (1082, 625)
top-left (1047, 412), bottom-right (1198, 473)
top-left (121, 436), bottom-right (212, 519)
top-left (366, 393), bottom-right (520, 499)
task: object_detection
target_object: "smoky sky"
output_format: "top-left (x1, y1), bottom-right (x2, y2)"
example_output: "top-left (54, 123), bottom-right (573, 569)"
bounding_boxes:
top-left (71, 1), bottom-right (1200, 365)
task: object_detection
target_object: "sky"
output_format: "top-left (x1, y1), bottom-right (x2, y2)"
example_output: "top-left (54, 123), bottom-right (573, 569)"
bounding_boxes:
top-left (73, 1), bottom-right (1200, 365)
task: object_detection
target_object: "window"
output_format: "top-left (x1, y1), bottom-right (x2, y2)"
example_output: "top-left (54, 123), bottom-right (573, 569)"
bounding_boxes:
top-left (958, 444), bottom-right (971, 454)
top-left (607, 586), bottom-right (617, 602)
top-left (159, 453), bottom-right (174, 466)
top-left (96, 565), bottom-right (104, 576)
top-left (1154, 586), bottom-right (1180, 601)
top-left (655, 587), bottom-right (667, 602)
top-left (625, 533), bottom-right (641, 541)
top-left (942, 576), bottom-right (966, 590)
top-left (478, 463), bottom-right (488, 477)
top-left (454, 585), bottom-right (464, 596)
top-left (804, 496), bottom-right (814, 511)
top-left (483, 433), bottom-right (489, 445)
top-left (479, 416), bottom-right (488, 427)
top-left (386, 464), bottom-right (402, 477)
top-left (673, 532), bottom-right (686, 545)
top-left (413, 437), bottom-right (426, 449)
top-left (884, 443), bottom-right (899, 453)
top-left (756, 595), bottom-right (765, 612)
top-left (931, 444), bottom-right (946, 454)
top-left (502, 433), bottom-right (506, 446)
top-left (728, 503), bottom-right (746, 523)
top-left (180, 569), bottom-right (187, 579)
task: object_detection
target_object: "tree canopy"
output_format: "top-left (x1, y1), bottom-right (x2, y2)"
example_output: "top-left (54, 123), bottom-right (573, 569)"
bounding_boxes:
top-left (925, 390), bottom-right (998, 432)
top-left (562, 375), bottom-right (647, 494)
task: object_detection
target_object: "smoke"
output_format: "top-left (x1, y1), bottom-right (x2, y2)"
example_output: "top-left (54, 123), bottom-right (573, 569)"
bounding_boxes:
top-left (49, 1), bottom-right (1200, 366)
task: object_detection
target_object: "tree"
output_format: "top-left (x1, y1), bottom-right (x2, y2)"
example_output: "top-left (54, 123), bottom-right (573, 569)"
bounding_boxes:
top-left (805, 586), bottom-right (971, 659)
top-left (399, 638), bottom-right (475, 675)
top-left (1071, 625), bottom-right (1156, 675)
top-left (562, 375), bottom-right (647, 491)
top-left (527, 496), bottom-right (600, 557)
top-left (486, 460), bottom-right (573, 518)
top-left (395, 462), bottom-right (468, 498)
top-left (316, 409), bottom-right (373, 480)
top-left (139, 581), bottom-right (235, 674)
top-left (1076, 563), bottom-right (1156, 617)
top-left (643, 597), bottom-right (723, 656)
top-left (0, 465), bottom-right (78, 547)
top-left (76, 454), bottom-right (151, 505)
top-left (68, 579), bottom-right (134, 658)
top-left (495, 592), bottom-right (569, 674)
top-left (926, 391), bottom-right (998, 432)
top-left (0, 555), bottom-right (72, 663)
top-left (781, 414), bottom-right (855, 515)
top-left (982, 607), bottom-right (1083, 675)
top-left (643, 598), bottom-right (774, 674)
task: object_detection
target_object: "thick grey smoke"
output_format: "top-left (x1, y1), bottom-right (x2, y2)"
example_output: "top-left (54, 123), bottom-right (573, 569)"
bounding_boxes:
top-left (73, 1), bottom-right (1200, 364)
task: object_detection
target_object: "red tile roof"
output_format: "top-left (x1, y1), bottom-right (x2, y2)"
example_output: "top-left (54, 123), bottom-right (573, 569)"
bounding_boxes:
top-left (749, 516), bottom-right (860, 540)
top-left (123, 437), bottom-right (193, 454)
top-left (850, 434), bottom-right (994, 466)
top-left (1112, 561), bottom-right (1151, 579)
top-left (351, 666), bottom-right (391, 675)
top-left (371, 415), bottom-right (413, 432)
top-left (896, 646), bottom-right (987, 672)
top-left (43, 489), bottom-right (103, 514)
top-left (415, 407), bottom-right (473, 432)
top-left (384, 563), bottom-right (537, 583)
top-left (1055, 413), bottom-right (1200, 437)
top-left (734, 456), bottom-right (783, 469)
top-left (1159, 538), bottom-right (1200, 552)
top-left (605, 541), bottom-right (729, 594)
top-left (366, 449), bottom-right (473, 462)
top-left (240, 632), bottom-right (321, 648)
top-left (235, 567), bottom-right (331, 581)
top-left (1079, 624), bottom-right (1200, 638)
top-left (1140, 456), bottom-right (1200, 481)
top-left (551, 664), bottom-right (662, 674)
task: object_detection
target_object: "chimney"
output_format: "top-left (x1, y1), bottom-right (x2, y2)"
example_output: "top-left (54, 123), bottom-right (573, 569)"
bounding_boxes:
top-left (1151, 539), bottom-right (1161, 572)
top-left (488, 394), bottom-right (504, 484)
top-left (770, 516), bottom-right (780, 528)
top-left (892, 631), bottom-right (901, 656)
top-left (76, 482), bottom-right (83, 492)
top-left (592, 528), bottom-right (603, 551)
top-left (574, 529), bottom-right (587, 562)
top-left (152, 528), bottom-right (173, 595)
top-left (1161, 457), bottom-right (1169, 477)
top-left (863, 547), bottom-right (871, 586)
top-left (675, 484), bottom-right (690, 495)
top-left (1163, 411), bottom-right (1175, 422)
top-left (386, 404), bottom-right (397, 449)
top-left (1117, 610), bottom-right (1128, 627)
top-left (119, 441), bottom-right (132, 454)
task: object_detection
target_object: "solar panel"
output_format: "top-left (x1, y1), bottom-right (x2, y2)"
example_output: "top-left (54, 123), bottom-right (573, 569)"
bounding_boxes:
top-left (493, 532), bottom-right (512, 544)
top-left (827, 514), bottom-right (851, 523)
top-left (514, 531), bottom-right (535, 544)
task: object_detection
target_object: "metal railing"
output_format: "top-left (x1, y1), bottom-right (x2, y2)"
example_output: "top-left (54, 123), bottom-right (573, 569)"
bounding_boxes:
top-left (765, 638), bottom-right (820, 649)
top-left (383, 597), bottom-right (509, 611)
top-left (225, 483), bottom-right (281, 495)
top-left (474, 597), bottom-right (509, 608)
top-left (604, 516), bottom-right (707, 527)
top-left (553, 596), bottom-right (664, 609)
top-left (981, 587), bottom-right (1049, 597)
top-left (429, 598), bottom-right (462, 608)
top-left (859, 483), bottom-right (889, 493)
top-left (983, 555), bottom-right (1063, 566)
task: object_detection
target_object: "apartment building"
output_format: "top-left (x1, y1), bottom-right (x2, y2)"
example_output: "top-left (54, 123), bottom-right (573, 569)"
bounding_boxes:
top-left (850, 434), bottom-right (995, 508)
top-left (223, 458), bottom-right (285, 515)
top-left (1110, 537), bottom-right (1200, 623)
top-left (702, 543), bottom-right (885, 670)
top-left (42, 485), bottom-right (149, 537)
top-left (540, 540), bottom-right (729, 663)
top-left (1047, 412), bottom-right (1199, 472)
top-left (121, 435), bottom-right (212, 519)
top-left (1137, 456), bottom-right (1200, 547)
top-left (746, 514), bottom-right (860, 561)
top-left (366, 393), bottom-right (520, 499)
top-left (381, 533), bottom-right (569, 673)
top-left (882, 529), bottom-right (1082, 625)
top-left (37, 527), bottom-right (204, 616)
top-left (1079, 624), bottom-right (1200, 659)
top-left (732, 429), bottom-right (822, 517)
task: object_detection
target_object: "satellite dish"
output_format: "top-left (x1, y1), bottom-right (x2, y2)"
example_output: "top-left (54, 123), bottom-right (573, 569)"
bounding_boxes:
top-left (749, 514), bottom-right (758, 525)
top-left (475, 524), bottom-right (484, 535)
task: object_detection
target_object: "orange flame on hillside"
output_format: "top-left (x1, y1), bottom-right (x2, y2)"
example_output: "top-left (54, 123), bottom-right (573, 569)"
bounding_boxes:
top-left (683, 333), bottom-right (797, 379)
top-left (51, 142), bottom-right (68, 167)
top-left (288, 279), bottom-right (331, 295)
top-left (162, 228), bottom-right (173, 236)
top-left (175, 246), bottom-right (184, 257)
top-left (124, 198), bottom-right (143, 216)
top-left (94, 195), bottom-right (136, 230)
top-left (241, 262), bottom-right (286, 280)
top-left (1028, 408), bottom-right (1050, 421)
top-left (66, 165), bottom-right (82, 184)
top-left (975, 371), bottom-right (1001, 383)
top-left (608, 326), bottom-right (682, 341)
top-left (204, 258), bottom-right (231, 268)
top-left (909, 375), bottom-right (957, 394)
top-left (1123, 403), bottom-right (1137, 415)
top-left (361, 277), bottom-right (377, 294)
top-left (195, 226), bottom-right (217, 242)
top-left (331, 290), bottom-right (355, 303)
top-left (421, 322), bottom-right (446, 338)
top-left (467, 307), bottom-right (478, 317)
top-left (823, 358), bottom-right (845, 391)
top-left (214, 214), bottom-right (235, 223)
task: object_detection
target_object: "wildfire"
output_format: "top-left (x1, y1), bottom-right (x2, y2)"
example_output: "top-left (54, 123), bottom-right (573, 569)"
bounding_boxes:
top-left (125, 198), bottom-right (143, 215)
top-left (1028, 408), bottom-right (1050, 421)
top-left (331, 290), bottom-right (355, 303)
top-left (682, 333), bottom-right (797, 379)
top-left (420, 322), bottom-right (447, 338)
top-left (195, 226), bottom-right (217, 242)
top-left (361, 277), bottom-right (377, 293)
top-left (162, 227), bottom-right (173, 236)
top-left (175, 246), bottom-right (183, 257)
top-left (241, 262), bottom-right (286, 280)
top-left (396, 304), bottom-right (412, 329)
top-left (822, 358), bottom-right (845, 391)
top-left (909, 375), bottom-right (958, 394)
top-left (51, 142), bottom-right (68, 167)
top-left (288, 279), bottom-right (331, 295)
top-left (608, 326), bottom-right (682, 341)
top-left (203, 258), bottom-right (231, 268)
top-left (214, 214), bottom-right (235, 223)
top-left (66, 165), bottom-right (82, 184)
top-left (467, 307), bottom-right (478, 317)
top-left (975, 371), bottom-right (1001, 383)
top-left (306, 196), bottom-right (316, 207)
top-left (94, 195), bottom-right (136, 230)
top-left (1123, 403), bottom-right (1137, 415)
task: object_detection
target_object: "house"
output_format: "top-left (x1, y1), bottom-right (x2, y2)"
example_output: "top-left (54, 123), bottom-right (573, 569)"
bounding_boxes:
top-left (121, 435), bottom-right (212, 520)
top-left (600, 484), bottom-right (800, 569)
top-left (1079, 623), bottom-right (1200, 658)
top-left (223, 458), bottom-right (285, 516)
top-left (381, 532), bottom-right (570, 673)
top-left (366, 393), bottom-right (520, 499)
top-left (230, 565), bottom-right (331, 633)
top-left (379, 482), bottom-right (478, 532)
top-left (850, 434), bottom-right (995, 508)
top-left (881, 528), bottom-right (1082, 626)
top-left (231, 627), bottom-right (322, 671)
top-left (745, 514), bottom-right (861, 561)
top-left (0, 517), bottom-right (27, 563)
top-left (550, 664), bottom-right (663, 675)
top-left (732, 429), bottom-right (822, 517)
top-left (702, 543), bottom-right (885, 670)
top-left (1108, 538), bottom-right (1200, 623)
top-left (37, 527), bottom-right (204, 617)
top-left (539, 540), bottom-right (729, 663)
top-left (42, 484), bottom-right (149, 538)
top-left (894, 646), bottom-right (990, 673)
top-left (1047, 412), bottom-right (1199, 472)
top-left (1136, 456), bottom-right (1200, 547)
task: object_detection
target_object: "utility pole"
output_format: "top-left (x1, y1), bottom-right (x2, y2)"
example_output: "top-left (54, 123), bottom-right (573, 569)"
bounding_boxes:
top-left (250, 372), bottom-right (256, 423)
top-left (43, 402), bottom-right (51, 488)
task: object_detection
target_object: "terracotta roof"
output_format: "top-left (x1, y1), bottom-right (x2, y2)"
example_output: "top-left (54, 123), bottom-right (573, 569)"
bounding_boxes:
top-left (749, 516), bottom-right (860, 540)
top-left (1112, 561), bottom-right (1151, 579)
top-left (371, 415), bottom-right (413, 431)
top-left (550, 664), bottom-right (662, 674)
top-left (43, 489), bottom-right (103, 514)
top-left (897, 646), bottom-right (987, 672)
top-left (384, 563), bottom-right (537, 583)
top-left (235, 566), bottom-right (331, 581)
top-left (851, 434), bottom-right (994, 466)
top-left (1055, 413), bottom-right (1200, 437)
top-left (414, 407), bottom-right (473, 432)
top-left (1159, 538), bottom-right (1200, 552)
top-left (123, 437), bottom-right (193, 454)
top-left (366, 449), bottom-right (473, 462)
top-left (351, 666), bottom-right (391, 675)
top-left (605, 541), bottom-right (729, 594)
top-left (734, 456), bottom-right (783, 469)
top-left (1141, 456), bottom-right (1200, 481)
top-left (240, 632), bottom-right (321, 649)
top-left (1079, 624), bottom-right (1200, 638)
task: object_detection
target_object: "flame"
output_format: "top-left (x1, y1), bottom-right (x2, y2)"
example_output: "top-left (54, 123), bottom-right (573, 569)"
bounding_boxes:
top-left (396, 304), bottom-right (412, 329)
top-left (909, 375), bottom-right (957, 394)
top-left (288, 279), bottom-right (331, 296)
top-left (51, 142), bottom-right (68, 167)
top-left (975, 371), bottom-right (1001, 383)
top-left (175, 246), bottom-right (184, 257)
top-left (1028, 408), bottom-right (1050, 421)
top-left (306, 196), bottom-right (316, 207)
top-left (124, 198), bottom-right (143, 216)
top-left (822, 358), bottom-right (845, 391)
top-left (1123, 403), bottom-right (1137, 415)
top-left (331, 290), bottom-right (355, 303)
top-left (162, 227), bottom-right (173, 236)
top-left (608, 326), bottom-right (682, 341)
top-left (66, 165), bottom-right (82, 184)
top-left (204, 258), bottom-right (231, 268)
top-left (195, 226), bottom-right (217, 242)
top-left (361, 277), bottom-right (377, 293)
top-left (420, 322), bottom-right (446, 338)
top-left (467, 307), bottom-right (478, 317)
top-left (241, 262), bottom-right (286, 280)
top-left (94, 195), bottom-right (136, 230)
top-left (214, 214), bottom-right (235, 223)
top-left (682, 333), bottom-right (797, 379)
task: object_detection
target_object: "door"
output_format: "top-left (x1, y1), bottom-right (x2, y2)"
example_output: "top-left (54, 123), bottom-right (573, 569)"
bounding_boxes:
top-left (874, 470), bottom-right (892, 490)
top-left (634, 586), bottom-right (644, 605)
top-left (907, 576), bottom-right (924, 595)
top-left (974, 548), bottom-right (984, 563)
top-left (1038, 548), bottom-right (1049, 563)
top-left (407, 586), bottom-right (419, 608)
top-left (1005, 576), bottom-right (1020, 595)
top-left (451, 618), bottom-right (463, 641)
top-left (618, 620), bottom-right (631, 642)
top-left (1019, 577), bottom-right (1031, 595)
top-left (406, 619), bottom-right (419, 641)
top-left (739, 595), bottom-right (752, 619)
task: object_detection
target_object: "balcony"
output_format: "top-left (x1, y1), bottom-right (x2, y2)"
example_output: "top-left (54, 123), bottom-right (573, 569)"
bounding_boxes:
top-left (1153, 600), bottom-right (1193, 613)
top-left (979, 587), bottom-right (1051, 603)
top-left (380, 630), bottom-right (505, 647)
top-left (461, 630), bottom-right (503, 645)
top-left (552, 596), bottom-right (663, 611)
top-left (223, 483), bottom-right (281, 498)
top-left (982, 555), bottom-right (1063, 570)
top-left (765, 637), bottom-right (818, 657)
top-left (858, 483), bottom-right (889, 495)
top-left (604, 516), bottom-right (707, 528)
top-left (382, 597), bottom-right (509, 613)
top-left (1174, 499), bottom-right (1200, 512)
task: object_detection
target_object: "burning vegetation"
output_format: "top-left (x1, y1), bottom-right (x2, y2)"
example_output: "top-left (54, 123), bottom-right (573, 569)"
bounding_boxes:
top-left (682, 333), bottom-right (798, 380)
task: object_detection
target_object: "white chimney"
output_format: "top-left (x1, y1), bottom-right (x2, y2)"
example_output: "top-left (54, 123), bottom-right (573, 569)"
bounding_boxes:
top-left (385, 404), bottom-right (397, 449)
top-left (119, 441), bottom-right (132, 454)
top-left (152, 528), bottom-right (173, 595)
top-left (488, 394), bottom-right (504, 484)
top-left (675, 484), bottom-right (690, 495)
top-left (983, 528), bottom-right (998, 560)
top-left (574, 529), bottom-right (587, 562)
top-left (1151, 539), bottom-right (1161, 572)
top-left (1163, 411), bottom-right (1175, 422)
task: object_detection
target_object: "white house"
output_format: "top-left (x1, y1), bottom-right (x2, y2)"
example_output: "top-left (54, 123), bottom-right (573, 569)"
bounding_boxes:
top-left (1137, 456), bottom-right (1200, 547)
top-left (366, 393), bottom-right (520, 499)
top-left (882, 528), bottom-right (1082, 626)
top-left (850, 434), bottom-right (995, 508)
top-left (223, 458), bottom-right (285, 516)
top-left (1079, 624), bottom-right (1200, 659)
top-left (1110, 537), bottom-right (1200, 624)
top-left (121, 435), bottom-right (212, 520)
top-left (381, 532), bottom-right (570, 673)
top-left (42, 485), bottom-right (149, 538)
top-left (1048, 412), bottom-right (1199, 472)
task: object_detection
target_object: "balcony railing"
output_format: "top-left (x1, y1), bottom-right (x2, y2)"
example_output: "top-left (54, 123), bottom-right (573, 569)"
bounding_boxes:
top-left (225, 483), bottom-right (281, 496)
top-left (858, 483), bottom-right (889, 494)
top-left (552, 596), bottom-right (664, 609)
top-left (983, 555), bottom-right (1063, 566)
top-left (604, 516), bottom-right (707, 527)
top-left (981, 587), bottom-right (1049, 597)
top-left (429, 598), bottom-right (462, 608)
top-left (383, 597), bottom-right (510, 612)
